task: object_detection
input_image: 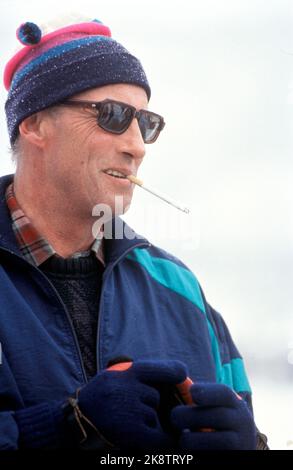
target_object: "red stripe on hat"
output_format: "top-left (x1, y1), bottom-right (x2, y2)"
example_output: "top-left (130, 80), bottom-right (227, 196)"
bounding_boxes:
top-left (4, 22), bottom-right (111, 90)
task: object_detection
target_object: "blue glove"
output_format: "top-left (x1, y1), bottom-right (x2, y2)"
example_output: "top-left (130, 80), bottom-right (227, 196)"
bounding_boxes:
top-left (78, 359), bottom-right (187, 450)
top-left (171, 382), bottom-right (257, 450)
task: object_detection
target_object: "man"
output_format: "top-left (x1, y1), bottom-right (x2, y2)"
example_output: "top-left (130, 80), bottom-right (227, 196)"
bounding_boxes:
top-left (0, 18), bottom-right (267, 451)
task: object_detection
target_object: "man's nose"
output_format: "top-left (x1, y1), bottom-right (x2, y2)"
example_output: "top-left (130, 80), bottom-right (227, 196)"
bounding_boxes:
top-left (120, 118), bottom-right (146, 161)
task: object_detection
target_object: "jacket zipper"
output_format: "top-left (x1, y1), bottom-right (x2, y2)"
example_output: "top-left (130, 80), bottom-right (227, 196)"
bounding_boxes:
top-left (95, 241), bottom-right (151, 372)
top-left (0, 246), bottom-right (88, 384)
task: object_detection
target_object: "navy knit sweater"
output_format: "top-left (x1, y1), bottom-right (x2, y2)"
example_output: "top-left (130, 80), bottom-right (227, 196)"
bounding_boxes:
top-left (41, 252), bottom-right (104, 379)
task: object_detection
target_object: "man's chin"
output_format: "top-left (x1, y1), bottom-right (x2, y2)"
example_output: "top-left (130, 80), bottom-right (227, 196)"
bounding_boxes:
top-left (92, 195), bottom-right (132, 219)
top-left (111, 193), bottom-right (132, 217)
top-left (91, 196), bottom-right (132, 240)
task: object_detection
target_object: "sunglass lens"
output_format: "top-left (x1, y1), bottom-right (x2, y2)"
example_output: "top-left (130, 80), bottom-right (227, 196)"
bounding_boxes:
top-left (98, 102), bottom-right (133, 133)
top-left (139, 112), bottom-right (162, 143)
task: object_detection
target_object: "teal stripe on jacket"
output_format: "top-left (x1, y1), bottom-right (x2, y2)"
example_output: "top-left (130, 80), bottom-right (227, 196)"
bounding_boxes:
top-left (127, 248), bottom-right (251, 393)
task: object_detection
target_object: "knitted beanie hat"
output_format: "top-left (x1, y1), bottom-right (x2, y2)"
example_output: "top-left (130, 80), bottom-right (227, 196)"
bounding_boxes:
top-left (4, 19), bottom-right (151, 145)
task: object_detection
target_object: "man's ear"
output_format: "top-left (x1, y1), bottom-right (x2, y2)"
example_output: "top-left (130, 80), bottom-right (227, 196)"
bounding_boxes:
top-left (18, 111), bottom-right (51, 148)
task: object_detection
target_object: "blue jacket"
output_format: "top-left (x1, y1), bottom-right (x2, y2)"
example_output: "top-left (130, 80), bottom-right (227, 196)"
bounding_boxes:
top-left (0, 174), bottom-right (251, 449)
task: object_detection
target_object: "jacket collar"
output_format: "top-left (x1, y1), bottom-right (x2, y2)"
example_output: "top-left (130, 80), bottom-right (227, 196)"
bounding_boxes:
top-left (0, 174), bottom-right (22, 255)
top-left (0, 174), bottom-right (150, 264)
top-left (103, 218), bottom-right (150, 264)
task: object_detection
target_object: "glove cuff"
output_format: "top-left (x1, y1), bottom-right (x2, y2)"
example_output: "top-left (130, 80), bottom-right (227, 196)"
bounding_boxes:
top-left (15, 400), bottom-right (65, 448)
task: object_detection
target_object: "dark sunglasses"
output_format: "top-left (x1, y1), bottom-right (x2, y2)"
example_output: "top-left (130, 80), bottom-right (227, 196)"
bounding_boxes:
top-left (58, 99), bottom-right (165, 144)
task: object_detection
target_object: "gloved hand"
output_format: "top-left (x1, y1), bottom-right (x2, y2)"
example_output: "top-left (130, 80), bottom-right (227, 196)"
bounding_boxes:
top-left (171, 382), bottom-right (257, 450)
top-left (77, 359), bottom-right (187, 450)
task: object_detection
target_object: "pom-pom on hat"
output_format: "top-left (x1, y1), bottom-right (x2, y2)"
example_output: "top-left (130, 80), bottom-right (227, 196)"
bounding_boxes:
top-left (16, 22), bottom-right (42, 46)
top-left (4, 18), bottom-right (151, 145)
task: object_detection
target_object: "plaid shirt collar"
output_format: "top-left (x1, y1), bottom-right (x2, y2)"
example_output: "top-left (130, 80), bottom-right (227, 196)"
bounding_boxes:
top-left (5, 183), bottom-right (105, 267)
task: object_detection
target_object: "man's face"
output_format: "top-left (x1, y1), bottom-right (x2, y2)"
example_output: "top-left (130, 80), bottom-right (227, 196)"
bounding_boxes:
top-left (43, 83), bottom-right (148, 218)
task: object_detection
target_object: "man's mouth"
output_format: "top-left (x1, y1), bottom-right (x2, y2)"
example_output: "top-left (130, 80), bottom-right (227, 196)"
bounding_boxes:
top-left (103, 169), bottom-right (127, 179)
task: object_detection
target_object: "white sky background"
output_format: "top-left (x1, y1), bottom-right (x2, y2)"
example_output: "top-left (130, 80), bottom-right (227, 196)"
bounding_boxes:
top-left (0, 0), bottom-right (292, 449)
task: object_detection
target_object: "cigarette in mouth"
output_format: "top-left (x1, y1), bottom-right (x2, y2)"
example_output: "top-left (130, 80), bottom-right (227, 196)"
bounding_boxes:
top-left (126, 175), bottom-right (190, 214)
